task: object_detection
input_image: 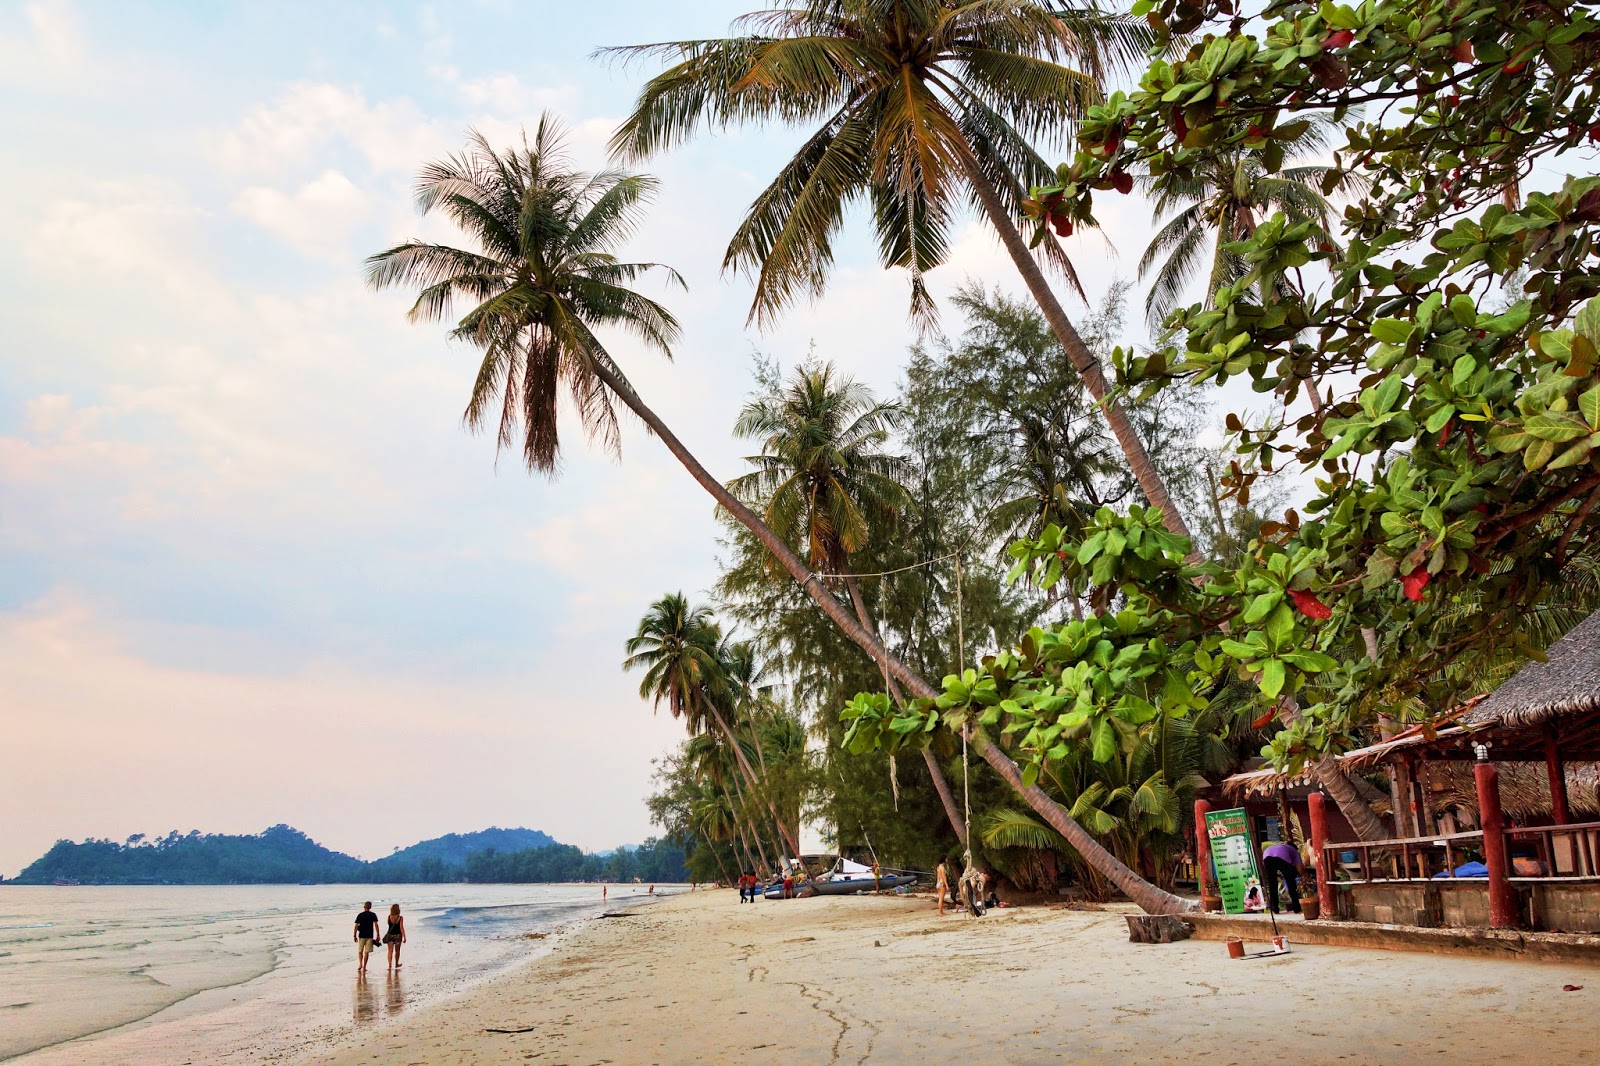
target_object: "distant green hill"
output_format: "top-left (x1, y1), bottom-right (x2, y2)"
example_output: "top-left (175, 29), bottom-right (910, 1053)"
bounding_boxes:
top-left (5, 824), bottom-right (687, 885)
top-left (378, 827), bottom-right (559, 868)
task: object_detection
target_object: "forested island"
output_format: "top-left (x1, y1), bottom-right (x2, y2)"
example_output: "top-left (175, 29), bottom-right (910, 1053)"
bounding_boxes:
top-left (3, 824), bottom-right (688, 885)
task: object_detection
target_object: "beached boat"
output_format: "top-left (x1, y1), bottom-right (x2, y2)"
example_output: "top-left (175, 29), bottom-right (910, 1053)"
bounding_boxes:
top-left (761, 859), bottom-right (918, 899)
top-left (52, 879), bottom-right (80, 886)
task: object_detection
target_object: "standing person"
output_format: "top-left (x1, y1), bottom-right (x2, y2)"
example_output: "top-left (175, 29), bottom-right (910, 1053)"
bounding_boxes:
top-left (935, 861), bottom-right (950, 917)
top-left (781, 870), bottom-right (794, 899)
top-left (353, 901), bottom-right (380, 975)
top-left (602, 883), bottom-right (608, 902)
top-left (1262, 840), bottom-right (1303, 914)
top-left (383, 903), bottom-right (407, 970)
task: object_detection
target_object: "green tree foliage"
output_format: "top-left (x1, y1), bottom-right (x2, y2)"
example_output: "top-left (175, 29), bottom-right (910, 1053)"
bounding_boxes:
top-left (845, 0), bottom-right (1600, 811)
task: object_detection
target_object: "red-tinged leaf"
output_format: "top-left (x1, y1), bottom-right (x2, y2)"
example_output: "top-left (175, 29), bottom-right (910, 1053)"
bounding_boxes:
top-left (1111, 170), bottom-right (1133, 195)
top-left (1439, 418), bottom-right (1453, 444)
top-left (1171, 108), bottom-right (1188, 143)
top-left (1308, 54), bottom-right (1349, 89)
top-left (1323, 29), bottom-right (1355, 48)
top-left (1050, 213), bottom-right (1073, 238)
top-left (1451, 40), bottom-right (1475, 64)
top-left (1589, 125), bottom-right (1600, 145)
top-left (1288, 588), bottom-right (1333, 620)
top-left (1504, 60), bottom-right (1526, 74)
top-left (1252, 708), bottom-right (1278, 730)
top-left (1401, 566), bottom-right (1431, 601)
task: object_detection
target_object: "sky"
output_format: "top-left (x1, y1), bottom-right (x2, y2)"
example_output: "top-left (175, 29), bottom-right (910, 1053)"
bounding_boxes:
top-left (0, 0), bottom-right (1206, 875)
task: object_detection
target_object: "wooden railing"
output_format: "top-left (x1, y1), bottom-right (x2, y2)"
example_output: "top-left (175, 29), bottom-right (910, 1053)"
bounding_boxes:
top-left (1325, 821), bottom-right (1600, 884)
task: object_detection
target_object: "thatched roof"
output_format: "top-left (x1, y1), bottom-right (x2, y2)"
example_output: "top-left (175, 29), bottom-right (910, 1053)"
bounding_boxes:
top-left (1463, 608), bottom-right (1600, 728)
top-left (1424, 761), bottom-right (1600, 821)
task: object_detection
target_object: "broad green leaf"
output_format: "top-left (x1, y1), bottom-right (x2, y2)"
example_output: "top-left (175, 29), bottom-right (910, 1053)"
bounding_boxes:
top-left (1583, 385), bottom-right (1600, 430)
top-left (1371, 318), bottom-right (1415, 345)
top-left (1260, 658), bottom-right (1287, 699)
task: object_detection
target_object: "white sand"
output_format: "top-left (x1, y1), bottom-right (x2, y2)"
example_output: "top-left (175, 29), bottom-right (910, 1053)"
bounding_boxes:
top-left (315, 889), bottom-right (1600, 1065)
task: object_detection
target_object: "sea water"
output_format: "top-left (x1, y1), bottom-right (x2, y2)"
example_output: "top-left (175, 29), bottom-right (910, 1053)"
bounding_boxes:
top-left (0, 882), bottom-right (669, 1063)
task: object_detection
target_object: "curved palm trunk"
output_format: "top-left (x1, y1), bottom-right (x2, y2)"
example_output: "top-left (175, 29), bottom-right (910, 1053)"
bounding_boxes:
top-left (958, 153), bottom-right (1192, 542)
top-left (727, 769), bottom-right (778, 874)
top-left (591, 362), bottom-right (1189, 912)
top-left (963, 164), bottom-right (1389, 839)
top-left (842, 574), bottom-right (967, 845)
top-left (705, 699), bottom-right (803, 861)
top-left (705, 839), bottom-right (733, 886)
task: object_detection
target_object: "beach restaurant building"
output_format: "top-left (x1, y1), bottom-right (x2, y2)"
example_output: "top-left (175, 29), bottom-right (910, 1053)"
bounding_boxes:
top-left (1224, 609), bottom-right (1600, 933)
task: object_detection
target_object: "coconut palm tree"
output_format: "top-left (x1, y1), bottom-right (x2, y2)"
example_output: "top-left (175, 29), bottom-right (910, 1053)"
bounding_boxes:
top-left (732, 363), bottom-right (970, 843)
top-left (603, 0), bottom-right (1194, 538)
top-left (368, 122), bottom-right (1194, 913)
top-left (624, 593), bottom-right (805, 860)
top-left (1138, 122), bottom-right (1351, 331)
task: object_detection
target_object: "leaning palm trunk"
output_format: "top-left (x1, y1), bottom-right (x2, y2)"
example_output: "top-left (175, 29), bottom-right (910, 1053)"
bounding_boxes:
top-left (842, 574), bottom-right (968, 845)
top-left (705, 699), bottom-right (803, 861)
top-left (727, 766), bottom-right (779, 873)
top-left (588, 361), bottom-right (1194, 913)
top-left (959, 152), bottom-right (1192, 542)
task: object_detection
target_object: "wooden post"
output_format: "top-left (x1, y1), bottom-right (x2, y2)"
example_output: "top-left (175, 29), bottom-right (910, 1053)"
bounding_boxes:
top-left (1473, 752), bottom-right (1519, 930)
top-left (1309, 791), bottom-right (1336, 919)
top-left (1195, 799), bottom-right (1218, 910)
top-left (1544, 725), bottom-right (1571, 826)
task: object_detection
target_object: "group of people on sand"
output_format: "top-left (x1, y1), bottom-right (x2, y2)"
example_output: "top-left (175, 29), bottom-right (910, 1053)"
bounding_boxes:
top-left (353, 901), bottom-right (406, 976)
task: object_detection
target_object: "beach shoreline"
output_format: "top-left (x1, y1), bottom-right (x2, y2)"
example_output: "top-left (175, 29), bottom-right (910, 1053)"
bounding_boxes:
top-left (314, 887), bottom-right (1600, 1065)
top-left (2, 883), bottom-right (662, 1065)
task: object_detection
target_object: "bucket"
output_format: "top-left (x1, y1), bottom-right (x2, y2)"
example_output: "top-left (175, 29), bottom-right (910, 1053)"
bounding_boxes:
top-left (1226, 937), bottom-right (1245, 959)
top-left (1300, 897), bottom-right (1320, 921)
top-left (1272, 935), bottom-right (1290, 953)
top-left (1202, 894), bottom-right (1223, 913)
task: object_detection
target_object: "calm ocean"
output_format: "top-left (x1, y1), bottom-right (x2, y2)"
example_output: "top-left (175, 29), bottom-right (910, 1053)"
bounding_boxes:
top-left (0, 882), bottom-right (671, 1063)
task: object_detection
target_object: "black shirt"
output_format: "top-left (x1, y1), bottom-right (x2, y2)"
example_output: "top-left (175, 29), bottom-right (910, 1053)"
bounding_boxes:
top-left (355, 909), bottom-right (379, 938)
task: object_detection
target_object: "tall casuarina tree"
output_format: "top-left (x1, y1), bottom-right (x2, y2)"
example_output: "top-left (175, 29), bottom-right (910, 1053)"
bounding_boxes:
top-left (731, 363), bottom-right (968, 842)
top-left (601, 0), bottom-right (1192, 538)
top-left (367, 119), bottom-right (1193, 913)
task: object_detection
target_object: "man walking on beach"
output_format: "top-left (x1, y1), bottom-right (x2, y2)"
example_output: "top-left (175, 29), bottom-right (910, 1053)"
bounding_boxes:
top-left (354, 901), bottom-right (380, 975)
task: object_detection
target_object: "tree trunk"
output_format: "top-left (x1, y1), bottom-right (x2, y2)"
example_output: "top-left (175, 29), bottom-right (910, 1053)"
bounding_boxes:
top-left (958, 152), bottom-right (1192, 542)
top-left (842, 573), bottom-right (968, 845)
top-left (727, 772), bottom-right (777, 875)
top-left (705, 840), bottom-right (733, 886)
top-left (1313, 754), bottom-right (1391, 841)
top-left (705, 700), bottom-right (803, 861)
top-left (592, 361), bottom-right (1185, 912)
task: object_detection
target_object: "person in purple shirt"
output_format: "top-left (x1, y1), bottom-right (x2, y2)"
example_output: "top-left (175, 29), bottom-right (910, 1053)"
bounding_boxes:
top-left (1262, 841), bottom-right (1303, 914)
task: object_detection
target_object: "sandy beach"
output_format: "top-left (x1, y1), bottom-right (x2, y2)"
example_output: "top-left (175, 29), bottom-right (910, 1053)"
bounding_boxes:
top-left (317, 889), bottom-right (1599, 1065)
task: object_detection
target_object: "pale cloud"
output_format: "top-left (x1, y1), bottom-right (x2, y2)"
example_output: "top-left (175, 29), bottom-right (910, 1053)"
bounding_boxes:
top-left (26, 179), bottom-right (214, 299)
top-left (205, 83), bottom-right (453, 176)
top-left (24, 0), bottom-right (83, 67)
top-left (232, 169), bottom-right (372, 259)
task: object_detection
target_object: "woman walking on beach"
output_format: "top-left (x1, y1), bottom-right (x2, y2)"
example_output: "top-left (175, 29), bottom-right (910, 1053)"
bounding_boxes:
top-left (383, 904), bottom-right (406, 970)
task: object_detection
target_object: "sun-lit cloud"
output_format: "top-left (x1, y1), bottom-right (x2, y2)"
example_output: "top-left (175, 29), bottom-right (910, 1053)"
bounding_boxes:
top-left (233, 169), bottom-right (373, 259)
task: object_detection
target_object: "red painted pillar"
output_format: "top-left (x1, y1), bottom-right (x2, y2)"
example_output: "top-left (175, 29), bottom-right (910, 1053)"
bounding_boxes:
top-left (1309, 791), bottom-right (1336, 919)
top-left (1474, 755), bottom-right (1519, 929)
top-left (1195, 799), bottom-right (1219, 910)
top-left (1544, 726), bottom-right (1571, 826)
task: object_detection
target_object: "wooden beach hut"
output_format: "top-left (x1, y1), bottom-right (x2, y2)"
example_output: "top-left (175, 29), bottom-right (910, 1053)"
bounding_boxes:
top-left (1224, 609), bottom-right (1600, 933)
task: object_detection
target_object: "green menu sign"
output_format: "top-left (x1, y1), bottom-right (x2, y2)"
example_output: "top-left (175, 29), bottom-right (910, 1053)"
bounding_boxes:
top-left (1205, 807), bottom-right (1261, 914)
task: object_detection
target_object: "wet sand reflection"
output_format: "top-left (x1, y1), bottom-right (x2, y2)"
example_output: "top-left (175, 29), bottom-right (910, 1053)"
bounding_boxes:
top-left (352, 974), bottom-right (378, 1024)
top-left (384, 972), bottom-right (404, 1016)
